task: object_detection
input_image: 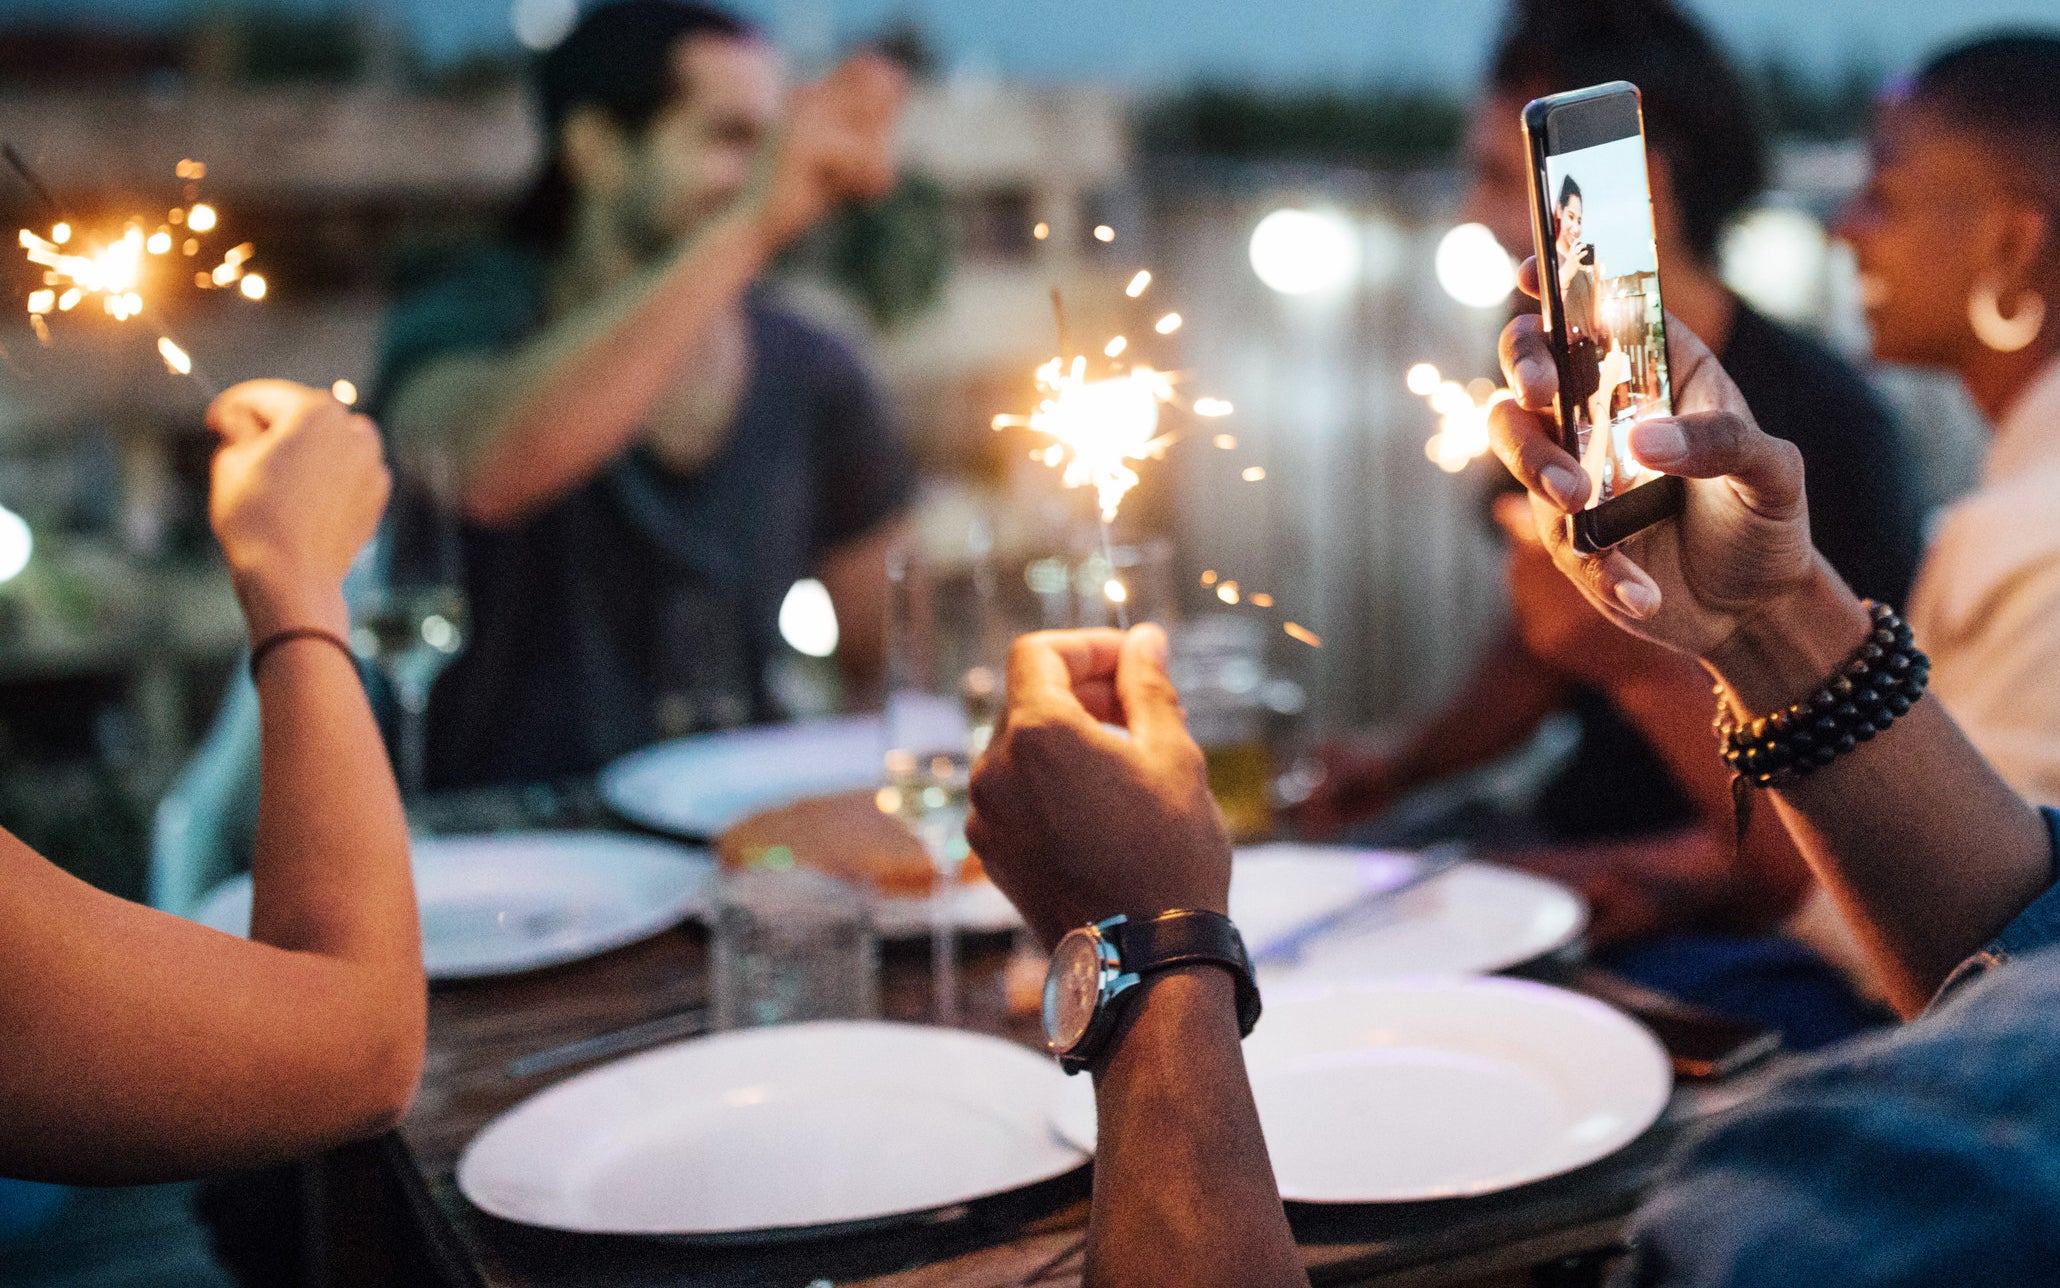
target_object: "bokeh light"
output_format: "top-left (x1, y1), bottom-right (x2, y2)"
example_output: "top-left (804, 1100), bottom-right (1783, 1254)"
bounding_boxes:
top-left (1249, 208), bottom-right (1361, 296)
top-left (779, 578), bottom-right (840, 658)
top-left (1434, 222), bottom-right (1517, 309)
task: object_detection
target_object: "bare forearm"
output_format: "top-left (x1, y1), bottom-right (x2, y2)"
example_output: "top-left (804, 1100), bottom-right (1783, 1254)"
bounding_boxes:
top-left (1706, 564), bottom-right (2055, 1013)
top-left (1086, 969), bottom-right (1304, 1288)
top-left (240, 578), bottom-right (423, 1101)
top-left (404, 214), bottom-right (768, 527)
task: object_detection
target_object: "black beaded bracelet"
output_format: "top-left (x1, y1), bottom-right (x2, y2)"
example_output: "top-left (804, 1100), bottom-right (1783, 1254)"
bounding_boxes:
top-left (1713, 601), bottom-right (1929, 860)
top-left (1713, 600), bottom-right (1930, 791)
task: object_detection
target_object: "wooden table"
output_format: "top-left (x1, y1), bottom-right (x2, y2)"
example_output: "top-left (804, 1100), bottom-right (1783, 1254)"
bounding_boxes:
top-left (324, 920), bottom-right (1758, 1288)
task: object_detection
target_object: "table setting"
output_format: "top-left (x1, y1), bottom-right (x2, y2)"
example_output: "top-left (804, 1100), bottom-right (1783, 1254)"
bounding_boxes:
top-left (175, 531), bottom-right (1781, 1287)
top-left (173, 688), bottom-right (1788, 1287)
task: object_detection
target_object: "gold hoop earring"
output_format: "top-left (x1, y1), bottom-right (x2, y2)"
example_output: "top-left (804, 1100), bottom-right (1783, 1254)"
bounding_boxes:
top-left (1969, 280), bottom-right (2047, 353)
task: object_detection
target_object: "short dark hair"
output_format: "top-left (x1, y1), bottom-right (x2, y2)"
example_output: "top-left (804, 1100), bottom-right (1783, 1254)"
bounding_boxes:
top-left (1558, 175), bottom-right (1582, 208)
top-left (1909, 33), bottom-right (2060, 217)
top-left (512, 1), bottom-right (760, 246)
top-left (1488, 0), bottom-right (1767, 265)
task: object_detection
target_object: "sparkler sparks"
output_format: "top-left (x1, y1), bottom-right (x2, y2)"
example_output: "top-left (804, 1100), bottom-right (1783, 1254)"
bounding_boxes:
top-left (999, 356), bottom-right (1177, 523)
top-left (8, 153), bottom-right (268, 396)
top-left (995, 228), bottom-right (1321, 647)
top-left (157, 337), bottom-right (192, 376)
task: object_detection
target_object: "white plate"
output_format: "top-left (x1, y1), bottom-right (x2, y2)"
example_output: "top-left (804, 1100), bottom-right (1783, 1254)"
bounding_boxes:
top-left (599, 717), bottom-right (887, 838)
top-left (192, 833), bottom-right (714, 981)
top-left (1056, 977), bottom-right (1670, 1203)
top-left (875, 879), bottom-right (1025, 937)
top-left (1230, 845), bottom-right (1585, 984)
top-left (459, 1021), bottom-right (1086, 1237)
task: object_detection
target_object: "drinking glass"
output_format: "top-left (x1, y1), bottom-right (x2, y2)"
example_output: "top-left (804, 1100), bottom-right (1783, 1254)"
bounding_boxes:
top-left (353, 458), bottom-right (468, 796)
top-left (883, 524), bottom-right (1004, 1025)
top-left (711, 865), bottom-right (879, 1031)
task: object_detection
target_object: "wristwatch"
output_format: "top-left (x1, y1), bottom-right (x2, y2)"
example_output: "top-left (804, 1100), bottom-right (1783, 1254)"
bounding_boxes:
top-left (1042, 909), bottom-right (1262, 1075)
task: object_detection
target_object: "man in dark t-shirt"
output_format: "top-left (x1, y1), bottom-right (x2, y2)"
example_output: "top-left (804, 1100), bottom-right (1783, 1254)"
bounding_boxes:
top-left (374, 3), bottom-right (912, 788)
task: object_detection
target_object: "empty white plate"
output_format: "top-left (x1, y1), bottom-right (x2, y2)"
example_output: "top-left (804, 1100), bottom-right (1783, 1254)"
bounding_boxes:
top-left (599, 717), bottom-right (888, 839)
top-left (1230, 845), bottom-right (1586, 984)
top-left (192, 832), bottom-right (714, 981)
top-left (458, 1021), bottom-right (1086, 1237)
top-left (1055, 977), bottom-right (1670, 1203)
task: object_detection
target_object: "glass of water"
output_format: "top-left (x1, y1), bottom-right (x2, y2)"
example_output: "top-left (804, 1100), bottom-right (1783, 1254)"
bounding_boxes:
top-left (883, 524), bottom-right (1005, 1025)
top-left (711, 865), bottom-right (878, 1031)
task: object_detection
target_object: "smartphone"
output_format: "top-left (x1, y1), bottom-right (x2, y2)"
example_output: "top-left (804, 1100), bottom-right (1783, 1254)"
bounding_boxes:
top-left (1522, 81), bottom-right (1685, 554)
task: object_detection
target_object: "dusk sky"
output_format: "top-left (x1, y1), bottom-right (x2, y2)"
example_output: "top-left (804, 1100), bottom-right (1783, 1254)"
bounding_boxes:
top-left (0, 0), bottom-right (2055, 83)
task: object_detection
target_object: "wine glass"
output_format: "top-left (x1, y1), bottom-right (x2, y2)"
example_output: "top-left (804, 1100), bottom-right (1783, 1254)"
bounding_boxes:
top-left (353, 456), bottom-right (469, 797)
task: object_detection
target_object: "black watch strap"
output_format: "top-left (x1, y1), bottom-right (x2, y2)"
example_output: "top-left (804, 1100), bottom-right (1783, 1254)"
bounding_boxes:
top-left (1115, 910), bottom-right (1262, 1038)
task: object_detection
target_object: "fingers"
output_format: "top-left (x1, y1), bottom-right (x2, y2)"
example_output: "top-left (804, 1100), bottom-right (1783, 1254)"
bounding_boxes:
top-left (1496, 313), bottom-right (1558, 412)
top-left (1516, 255), bottom-right (1542, 300)
top-left (206, 379), bottom-right (341, 445)
top-left (1004, 630), bottom-right (1126, 726)
top-left (1488, 397), bottom-right (1589, 514)
top-left (1629, 411), bottom-right (1805, 521)
top-left (1490, 490), bottom-right (1540, 547)
top-left (1113, 624), bottom-right (1187, 748)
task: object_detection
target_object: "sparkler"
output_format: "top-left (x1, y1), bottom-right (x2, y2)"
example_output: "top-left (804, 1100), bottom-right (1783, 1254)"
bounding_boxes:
top-left (993, 226), bottom-right (1320, 648)
top-left (6, 148), bottom-right (267, 397)
top-left (1409, 362), bottom-right (1513, 474)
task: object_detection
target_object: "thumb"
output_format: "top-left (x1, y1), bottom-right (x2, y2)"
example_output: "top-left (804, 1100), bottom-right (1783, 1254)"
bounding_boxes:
top-left (1628, 410), bottom-right (1805, 522)
top-left (1115, 624), bottom-right (1187, 747)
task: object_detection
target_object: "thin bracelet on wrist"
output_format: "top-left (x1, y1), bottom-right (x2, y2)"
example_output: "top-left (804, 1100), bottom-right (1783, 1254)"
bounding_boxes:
top-left (249, 627), bottom-right (359, 681)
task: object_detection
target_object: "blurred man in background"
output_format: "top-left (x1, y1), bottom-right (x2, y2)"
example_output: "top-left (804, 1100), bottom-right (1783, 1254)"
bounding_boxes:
top-left (377, 0), bottom-right (913, 789)
top-left (1294, 0), bottom-right (1926, 1045)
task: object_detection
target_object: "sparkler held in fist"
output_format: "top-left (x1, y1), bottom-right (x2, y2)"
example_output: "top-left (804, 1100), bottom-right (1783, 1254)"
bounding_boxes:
top-left (207, 380), bottom-right (391, 645)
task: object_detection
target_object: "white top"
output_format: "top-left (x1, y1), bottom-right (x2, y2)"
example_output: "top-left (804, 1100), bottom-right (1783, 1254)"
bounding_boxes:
top-left (1908, 357), bottom-right (2060, 806)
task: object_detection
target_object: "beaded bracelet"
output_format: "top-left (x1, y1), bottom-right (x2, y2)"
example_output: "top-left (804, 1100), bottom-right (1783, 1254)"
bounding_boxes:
top-left (1713, 600), bottom-right (1930, 790)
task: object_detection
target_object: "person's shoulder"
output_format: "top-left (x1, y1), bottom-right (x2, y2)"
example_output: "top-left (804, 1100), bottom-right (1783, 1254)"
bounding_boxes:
top-left (748, 288), bottom-right (882, 391)
top-left (373, 241), bottom-right (548, 406)
top-left (1925, 463), bottom-right (2060, 589)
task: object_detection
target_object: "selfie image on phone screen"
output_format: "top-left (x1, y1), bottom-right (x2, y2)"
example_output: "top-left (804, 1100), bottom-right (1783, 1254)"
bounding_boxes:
top-left (1545, 134), bottom-right (1672, 506)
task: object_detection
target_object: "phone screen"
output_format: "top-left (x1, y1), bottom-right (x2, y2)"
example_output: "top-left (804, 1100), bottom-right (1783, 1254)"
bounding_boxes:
top-left (1526, 85), bottom-right (1679, 546)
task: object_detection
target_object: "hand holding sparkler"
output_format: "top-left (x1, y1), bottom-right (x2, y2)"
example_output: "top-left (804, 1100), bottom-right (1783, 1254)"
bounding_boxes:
top-left (744, 53), bottom-right (907, 253)
top-left (209, 381), bottom-right (391, 643)
top-left (967, 626), bottom-right (1231, 949)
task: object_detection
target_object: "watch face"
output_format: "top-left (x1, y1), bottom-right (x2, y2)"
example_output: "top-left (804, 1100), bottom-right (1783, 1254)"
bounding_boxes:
top-left (1043, 929), bottom-right (1105, 1053)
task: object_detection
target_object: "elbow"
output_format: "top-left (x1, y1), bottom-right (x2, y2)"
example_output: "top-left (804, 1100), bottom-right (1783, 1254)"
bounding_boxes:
top-left (345, 1017), bottom-right (426, 1139)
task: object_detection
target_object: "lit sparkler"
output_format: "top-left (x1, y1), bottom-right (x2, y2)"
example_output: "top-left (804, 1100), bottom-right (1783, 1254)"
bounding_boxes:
top-left (7, 149), bottom-right (261, 394)
top-left (993, 225), bottom-right (1319, 647)
top-left (1410, 362), bottom-right (1513, 474)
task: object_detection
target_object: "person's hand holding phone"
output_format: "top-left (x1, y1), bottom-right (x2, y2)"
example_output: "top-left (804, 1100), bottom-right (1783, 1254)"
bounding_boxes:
top-left (1489, 257), bottom-right (1828, 665)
